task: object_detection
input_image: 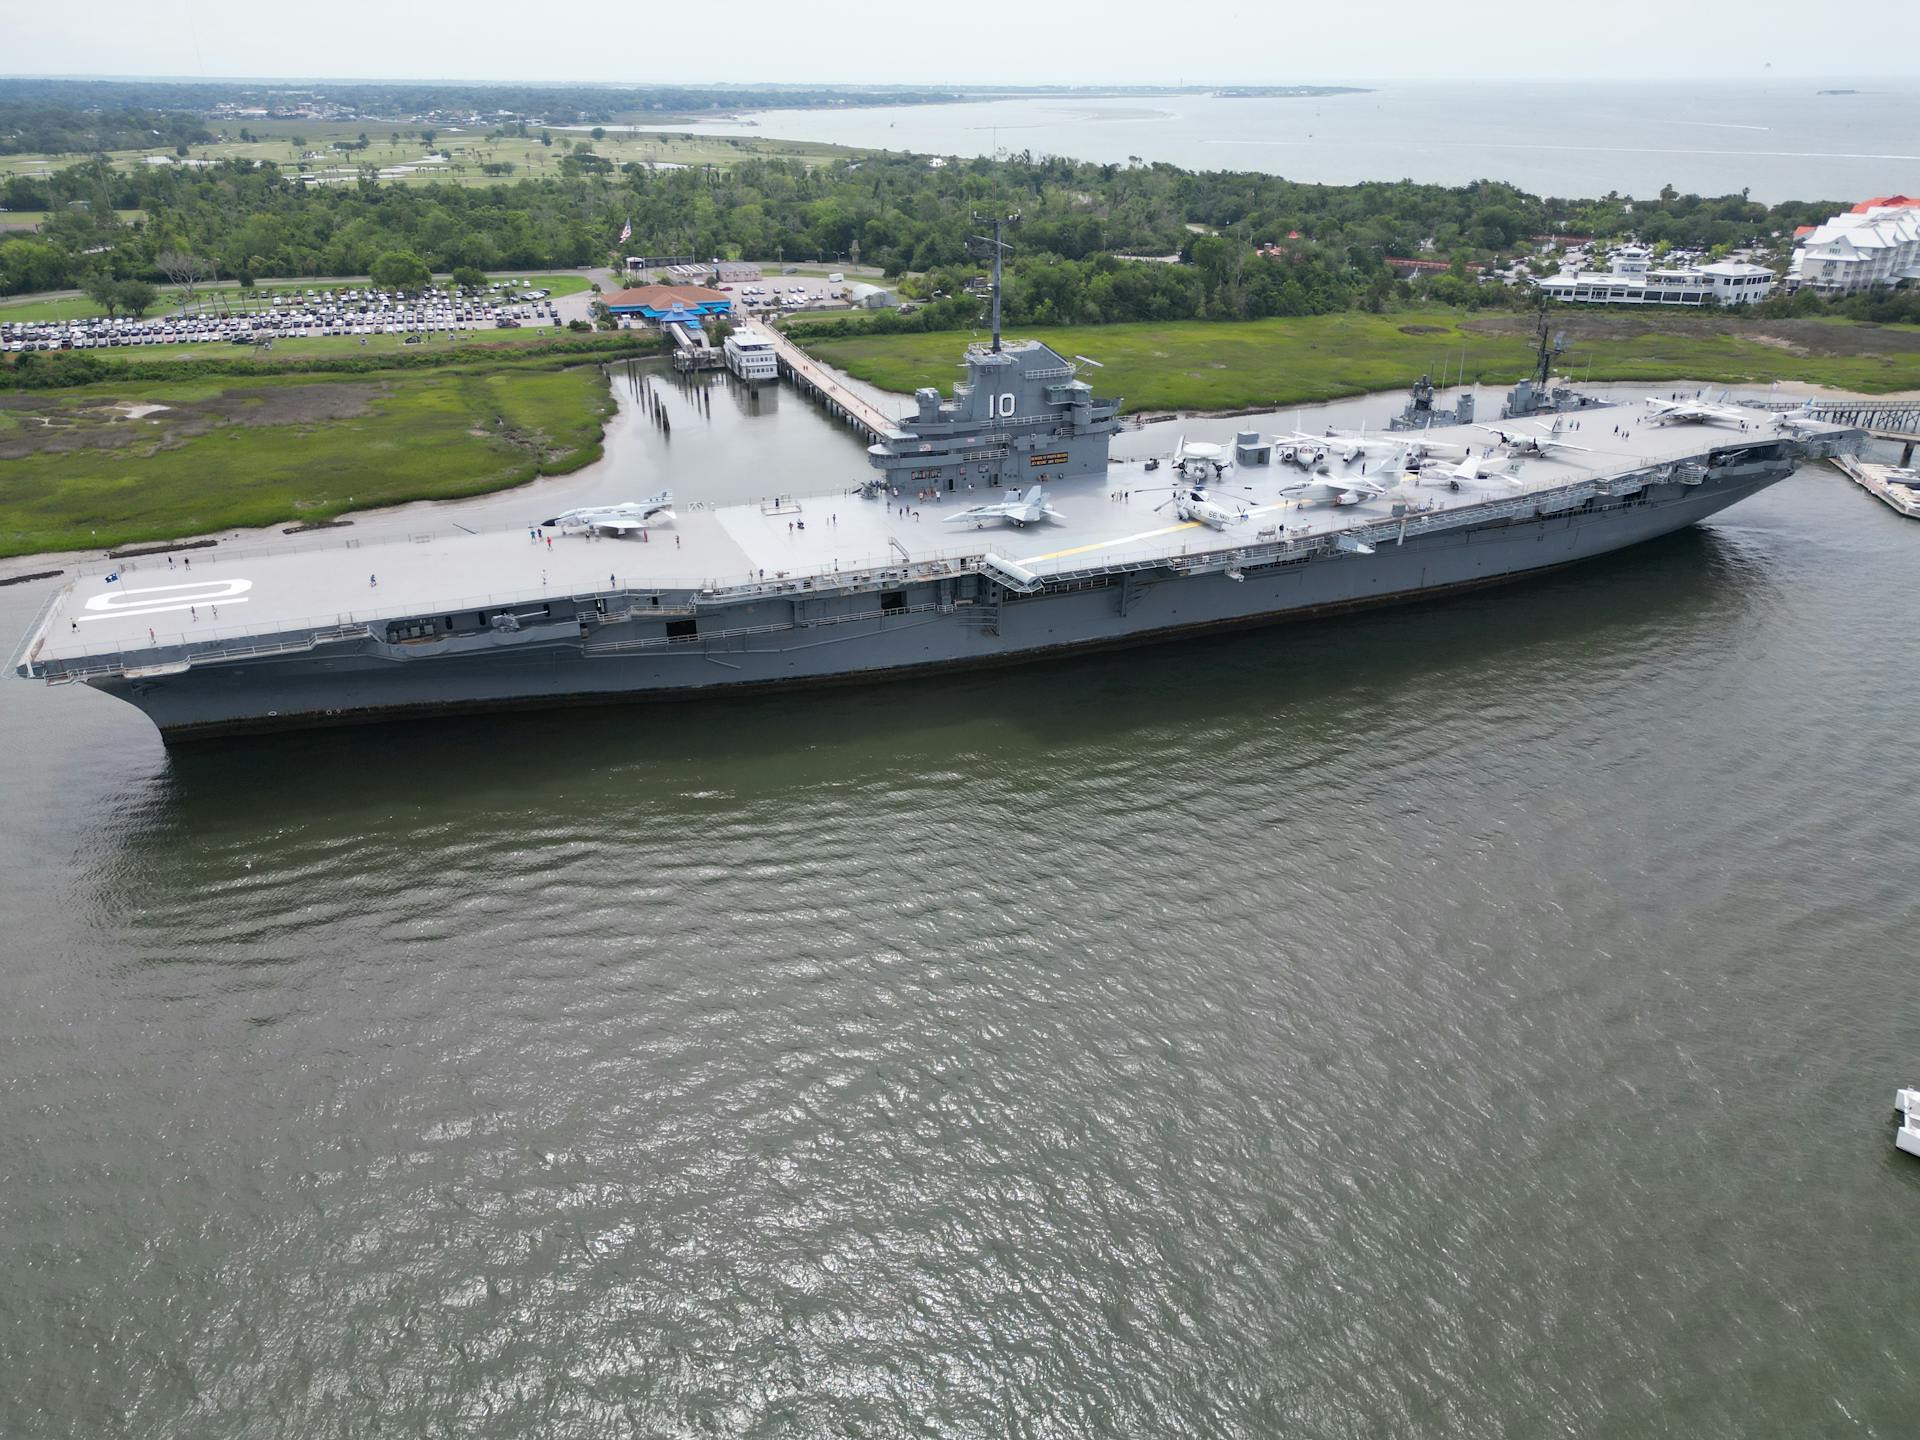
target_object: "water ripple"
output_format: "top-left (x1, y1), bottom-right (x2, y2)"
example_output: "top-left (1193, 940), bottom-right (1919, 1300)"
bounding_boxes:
top-left (3, 485), bottom-right (1918, 1436)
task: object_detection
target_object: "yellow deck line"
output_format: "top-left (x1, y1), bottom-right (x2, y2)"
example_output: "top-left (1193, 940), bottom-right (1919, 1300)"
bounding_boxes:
top-left (1016, 496), bottom-right (1318, 567)
top-left (1018, 519), bottom-right (1201, 564)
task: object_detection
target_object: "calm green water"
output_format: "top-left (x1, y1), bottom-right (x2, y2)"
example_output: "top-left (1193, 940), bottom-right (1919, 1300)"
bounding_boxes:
top-left (2, 376), bottom-right (1917, 1436)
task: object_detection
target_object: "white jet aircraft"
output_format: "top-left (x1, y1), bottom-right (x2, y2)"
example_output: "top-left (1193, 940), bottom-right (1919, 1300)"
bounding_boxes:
top-left (1439, 454), bottom-right (1524, 488)
top-left (1281, 474), bottom-right (1391, 507)
top-left (1644, 395), bottom-right (1754, 427)
top-left (1276, 434), bottom-right (1333, 470)
top-left (1772, 403), bottom-right (1827, 434)
top-left (542, 490), bottom-right (675, 536)
top-left (1278, 429), bottom-right (1403, 468)
top-left (944, 485), bottom-right (1065, 529)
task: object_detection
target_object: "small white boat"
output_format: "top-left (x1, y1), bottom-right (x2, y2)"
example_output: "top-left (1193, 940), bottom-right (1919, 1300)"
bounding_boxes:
top-left (1896, 1089), bottom-right (1920, 1158)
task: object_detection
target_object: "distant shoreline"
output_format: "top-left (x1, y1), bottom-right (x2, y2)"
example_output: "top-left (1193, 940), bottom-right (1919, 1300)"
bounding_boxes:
top-left (1210, 87), bottom-right (1373, 99)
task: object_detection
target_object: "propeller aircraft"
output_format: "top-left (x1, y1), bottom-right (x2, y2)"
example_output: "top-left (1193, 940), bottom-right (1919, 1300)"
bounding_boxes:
top-left (1472, 421), bottom-right (1592, 458)
top-left (1170, 435), bottom-right (1231, 479)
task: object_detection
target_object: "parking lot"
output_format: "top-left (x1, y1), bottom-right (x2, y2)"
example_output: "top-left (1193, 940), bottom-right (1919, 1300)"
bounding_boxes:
top-left (728, 278), bottom-right (842, 316)
top-left (2, 282), bottom-right (564, 353)
top-left (627, 260), bottom-right (886, 319)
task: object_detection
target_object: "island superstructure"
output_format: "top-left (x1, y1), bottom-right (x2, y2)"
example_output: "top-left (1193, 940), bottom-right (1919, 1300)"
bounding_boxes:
top-left (12, 327), bottom-right (1863, 740)
top-left (861, 334), bottom-right (1122, 496)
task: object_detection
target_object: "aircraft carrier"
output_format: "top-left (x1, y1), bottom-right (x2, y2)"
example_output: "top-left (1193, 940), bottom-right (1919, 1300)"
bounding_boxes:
top-left (11, 327), bottom-right (1863, 741)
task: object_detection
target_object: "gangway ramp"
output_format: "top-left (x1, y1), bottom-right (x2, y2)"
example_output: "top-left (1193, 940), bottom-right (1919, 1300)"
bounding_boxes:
top-left (665, 320), bottom-right (709, 353)
top-left (666, 319), bottom-right (721, 372)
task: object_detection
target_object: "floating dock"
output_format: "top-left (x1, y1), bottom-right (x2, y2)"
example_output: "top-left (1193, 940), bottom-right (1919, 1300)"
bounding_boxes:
top-left (1833, 455), bottom-right (1920, 519)
top-left (665, 320), bottom-right (722, 372)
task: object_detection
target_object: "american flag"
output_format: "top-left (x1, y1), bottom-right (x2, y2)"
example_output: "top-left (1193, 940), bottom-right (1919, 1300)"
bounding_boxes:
top-left (619, 218), bottom-right (632, 244)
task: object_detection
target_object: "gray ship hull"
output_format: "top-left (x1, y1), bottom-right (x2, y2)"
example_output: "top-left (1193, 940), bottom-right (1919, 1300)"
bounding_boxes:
top-left (96, 465), bottom-right (1787, 740)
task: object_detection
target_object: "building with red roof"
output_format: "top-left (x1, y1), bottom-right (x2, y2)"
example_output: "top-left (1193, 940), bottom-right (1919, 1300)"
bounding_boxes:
top-left (602, 285), bottom-right (732, 320)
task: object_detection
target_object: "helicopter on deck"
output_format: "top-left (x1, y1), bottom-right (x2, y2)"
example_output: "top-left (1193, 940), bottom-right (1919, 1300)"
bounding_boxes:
top-left (1157, 479), bottom-right (1252, 529)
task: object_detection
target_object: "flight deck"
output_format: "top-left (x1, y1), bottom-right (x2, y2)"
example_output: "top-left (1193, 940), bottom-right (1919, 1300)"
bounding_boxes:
top-left (22, 398), bottom-right (1852, 678)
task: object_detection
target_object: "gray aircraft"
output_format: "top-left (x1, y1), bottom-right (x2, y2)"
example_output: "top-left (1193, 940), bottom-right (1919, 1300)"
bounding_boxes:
top-left (1473, 422), bottom-right (1592, 458)
top-left (945, 485), bottom-right (1065, 530)
top-left (1282, 473), bottom-right (1392, 507)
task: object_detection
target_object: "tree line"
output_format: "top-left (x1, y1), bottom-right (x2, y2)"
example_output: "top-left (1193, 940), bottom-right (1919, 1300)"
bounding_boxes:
top-left (0, 146), bottom-right (1888, 329)
top-left (0, 102), bottom-right (211, 157)
top-left (0, 78), bottom-right (967, 130)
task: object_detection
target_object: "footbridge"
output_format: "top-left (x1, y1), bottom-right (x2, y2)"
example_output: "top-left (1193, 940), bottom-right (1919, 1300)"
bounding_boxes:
top-left (761, 326), bottom-right (905, 443)
top-left (1749, 396), bottom-right (1920, 458)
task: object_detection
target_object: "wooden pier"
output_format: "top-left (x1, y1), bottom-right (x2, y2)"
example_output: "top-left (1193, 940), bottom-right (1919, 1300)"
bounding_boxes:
top-left (760, 326), bottom-right (905, 442)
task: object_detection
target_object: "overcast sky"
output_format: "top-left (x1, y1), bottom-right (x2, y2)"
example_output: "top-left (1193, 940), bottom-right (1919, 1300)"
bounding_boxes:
top-left (7, 0), bottom-right (1919, 86)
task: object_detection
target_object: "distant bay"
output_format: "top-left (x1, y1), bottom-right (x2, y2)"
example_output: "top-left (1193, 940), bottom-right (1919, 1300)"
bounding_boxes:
top-left (619, 80), bottom-right (1920, 204)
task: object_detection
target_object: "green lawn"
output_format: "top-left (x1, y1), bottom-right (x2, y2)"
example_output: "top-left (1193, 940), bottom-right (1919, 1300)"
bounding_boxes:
top-left (122, 329), bottom-right (589, 365)
top-left (512, 273), bottom-right (592, 297)
top-left (0, 331), bottom-right (620, 372)
top-left (0, 361), bottom-right (618, 557)
top-left (804, 310), bottom-right (1920, 412)
top-left (0, 293), bottom-right (127, 324)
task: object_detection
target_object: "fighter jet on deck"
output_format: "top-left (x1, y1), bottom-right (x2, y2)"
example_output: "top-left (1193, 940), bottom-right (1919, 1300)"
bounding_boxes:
top-left (543, 491), bottom-right (675, 536)
top-left (1644, 396), bottom-right (1753, 428)
top-left (944, 485), bottom-right (1065, 529)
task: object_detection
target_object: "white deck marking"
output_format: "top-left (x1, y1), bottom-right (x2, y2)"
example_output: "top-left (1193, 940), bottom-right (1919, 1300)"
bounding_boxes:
top-left (79, 578), bottom-right (253, 623)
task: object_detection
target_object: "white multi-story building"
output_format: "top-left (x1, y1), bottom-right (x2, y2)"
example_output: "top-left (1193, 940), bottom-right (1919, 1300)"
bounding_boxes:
top-left (723, 327), bottom-right (777, 382)
top-left (1788, 197), bottom-right (1920, 295)
top-left (1536, 246), bottom-right (1776, 307)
